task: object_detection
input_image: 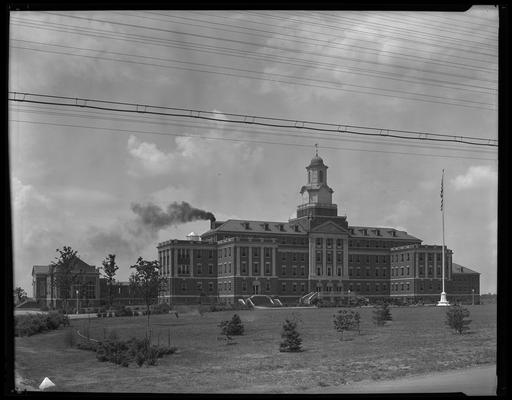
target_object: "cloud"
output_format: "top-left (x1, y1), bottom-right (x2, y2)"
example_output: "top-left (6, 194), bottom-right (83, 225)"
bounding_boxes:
top-left (452, 165), bottom-right (497, 191)
top-left (11, 177), bottom-right (51, 212)
top-left (382, 200), bottom-right (422, 229)
top-left (127, 135), bottom-right (175, 175)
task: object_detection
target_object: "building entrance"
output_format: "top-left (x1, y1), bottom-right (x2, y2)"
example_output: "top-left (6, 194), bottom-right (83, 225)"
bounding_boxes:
top-left (252, 282), bottom-right (260, 294)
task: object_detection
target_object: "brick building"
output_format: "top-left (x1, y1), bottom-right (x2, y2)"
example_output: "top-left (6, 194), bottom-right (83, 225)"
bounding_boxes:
top-left (32, 256), bottom-right (100, 308)
top-left (157, 153), bottom-right (480, 305)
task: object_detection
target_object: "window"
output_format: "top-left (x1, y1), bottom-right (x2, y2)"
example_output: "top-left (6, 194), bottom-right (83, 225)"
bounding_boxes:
top-left (375, 283), bottom-right (380, 292)
top-left (294, 225), bottom-right (300, 232)
top-left (366, 268), bottom-right (370, 276)
top-left (326, 238), bottom-right (333, 248)
top-left (401, 283), bottom-right (404, 291)
top-left (301, 266), bottom-right (305, 276)
top-left (327, 267), bottom-right (332, 276)
top-left (208, 264), bottom-right (213, 274)
top-left (181, 281), bottom-right (187, 291)
top-left (349, 255), bottom-right (353, 263)
top-left (383, 283), bottom-right (387, 291)
top-left (223, 264), bottom-right (227, 274)
top-left (401, 267), bottom-right (404, 276)
top-left (337, 268), bottom-right (341, 276)
top-left (356, 255), bottom-right (360, 263)
top-left (301, 283), bottom-right (305, 293)
top-left (301, 253), bottom-right (305, 262)
top-left (292, 266), bottom-right (297, 276)
top-left (292, 253), bottom-right (297, 262)
top-left (406, 253), bottom-right (410, 261)
top-left (266, 281), bottom-right (270, 291)
top-left (401, 254), bottom-right (404, 262)
top-left (336, 239), bottom-right (343, 248)
top-left (316, 251), bottom-right (322, 262)
top-left (365, 255), bottom-right (370, 264)
top-left (349, 268), bottom-right (353, 276)
top-left (253, 263), bottom-right (259, 274)
top-left (281, 252), bottom-right (286, 261)
top-left (208, 282), bottom-right (213, 292)
top-left (282, 266), bottom-right (286, 275)
top-left (228, 262), bottom-right (232, 273)
top-left (265, 262), bottom-right (270, 274)
top-left (209, 250), bottom-right (213, 259)
top-left (382, 268), bottom-right (386, 277)
top-left (282, 282), bottom-right (286, 292)
top-left (242, 280), bottom-right (247, 291)
top-left (224, 282), bottom-right (227, 291)
top-left (242, 262), bottom-right (246, 274)
top-left (327, 252), bottom-right (332, 263)
top-left (317, 267), bottom-right (321, 276)
top-left (197, 251), bottom-right (201, 259)
top-left (316, 238), bottom-right (322, 248)
top-left (264, 223), bottom-right (270, 231)
top-left (293, 283), bottom-right (297, 292)
top-left (253, 248), bottom-right (259, 257)
top-left (197, 264), bottom-right (202, 275)
top-left (265, 248), bottom-right (270, 257)
top-left (223, 248), bottom-right (227, 257)
top-left (229, 248), bottom-right (232, 257)
top-left (241, 247), bottom-right (246, 257)
top-left (376, 256), bottom-right (379, 264)
top-left (196, 282), bottom-right (202, 291)
top-left (375, 268), bottom-right (379, 276)
top-left (366, 283), bottom-right (370, 292)
top-left (406, 266), bottom-right (410, 275)
top-left (228, 281), bottom-right (231, 291)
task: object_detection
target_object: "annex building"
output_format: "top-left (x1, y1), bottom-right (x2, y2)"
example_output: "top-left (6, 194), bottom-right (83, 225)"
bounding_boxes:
top-left (154, 153), bottom-right (479, 305)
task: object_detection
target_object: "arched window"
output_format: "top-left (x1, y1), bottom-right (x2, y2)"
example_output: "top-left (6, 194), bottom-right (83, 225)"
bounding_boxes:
top-left (318, 170), bottom-right (323, 183)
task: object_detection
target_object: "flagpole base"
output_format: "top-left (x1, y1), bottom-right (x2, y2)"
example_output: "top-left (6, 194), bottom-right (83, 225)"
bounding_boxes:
top-left (437, 292), bottom-right (450, 306)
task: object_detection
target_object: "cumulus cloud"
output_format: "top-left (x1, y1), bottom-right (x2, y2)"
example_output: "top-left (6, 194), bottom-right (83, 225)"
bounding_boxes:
top-left (452, 165), bottom-right (497, 191)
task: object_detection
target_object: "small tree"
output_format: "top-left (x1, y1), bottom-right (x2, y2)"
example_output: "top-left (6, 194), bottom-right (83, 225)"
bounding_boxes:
top-left (279, 319), bottom-right (302, 352)
top-left (51, 246), bottom-right (81, 313)
top-left (129, 257), bottom-right (167, 337)
top-left (446, 305), bottom-right (472, 334)
top-left (14, 287), bottom-right (27, 304)
top-left (101, 254), bottom-right (119, 309)
top-left (333, 310), bottom-right (361, 340)
top-left (373, 303), bottom-right (392, 326)
top-left (219, 314), bottom-right (244, 337)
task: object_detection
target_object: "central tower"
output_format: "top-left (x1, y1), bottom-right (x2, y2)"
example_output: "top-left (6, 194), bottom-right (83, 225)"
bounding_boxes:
top-left (297, 150), bottom-right (337, 218)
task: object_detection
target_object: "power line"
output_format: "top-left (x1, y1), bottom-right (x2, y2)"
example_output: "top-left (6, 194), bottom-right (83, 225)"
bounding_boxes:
top-left (11, 45), bottom-right (496, 111)
top-left (8, 119), bottom-right (497, 162)
top-left (8, 92), bottom-right (498, 147)
top-left (11, 38), bottom-right (496, 94)
top-left (11, 40), bottom-right (497, 104)
top-left (241, 11), bottom-right (498, 56)
top-left (11, 19), bottom-right (498, 88)
top-left (128, 11), bottom-right (497, 71)
top-left (40, 12), bottom-right (498, 73)
top-left (10, 103), bottom-right (497, 156)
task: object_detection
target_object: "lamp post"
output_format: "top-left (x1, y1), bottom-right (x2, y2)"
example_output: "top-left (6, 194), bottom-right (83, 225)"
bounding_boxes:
top-left (472, 288), bottom-right (475, 306)
top-left (76, 289), bottom-right (79, 314)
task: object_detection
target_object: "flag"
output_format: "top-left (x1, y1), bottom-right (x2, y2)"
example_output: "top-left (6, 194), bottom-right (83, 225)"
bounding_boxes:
top-left (440, 169), bottom-right (444, 211)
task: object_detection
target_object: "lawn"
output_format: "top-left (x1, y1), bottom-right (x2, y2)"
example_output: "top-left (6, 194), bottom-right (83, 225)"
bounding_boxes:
top-left (14, 303), bottom-right (496, 393)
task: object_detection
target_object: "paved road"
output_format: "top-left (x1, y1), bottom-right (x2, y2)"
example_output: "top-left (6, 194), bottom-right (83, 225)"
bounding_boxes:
top-left (310, 364), bottom-right (497, 395)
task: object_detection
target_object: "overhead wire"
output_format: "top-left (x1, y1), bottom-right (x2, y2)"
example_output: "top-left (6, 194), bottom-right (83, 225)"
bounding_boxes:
top-left (9, 103), bottom-right (497, 156)
top-left (7, 92), bottom-right (498, 147)
top-left (11, 17), bottom-right (498, 85)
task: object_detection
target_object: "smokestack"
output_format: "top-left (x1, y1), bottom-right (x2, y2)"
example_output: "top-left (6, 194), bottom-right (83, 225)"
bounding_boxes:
top-left (131, 201), bottom-right (216, 230)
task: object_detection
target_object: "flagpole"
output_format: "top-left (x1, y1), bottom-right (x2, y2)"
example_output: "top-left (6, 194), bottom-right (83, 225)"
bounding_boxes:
top-left (438, 169), bottom-right (450, 306)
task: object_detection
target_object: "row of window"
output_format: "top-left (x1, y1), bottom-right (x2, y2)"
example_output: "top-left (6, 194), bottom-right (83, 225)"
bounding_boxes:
top-left (390, 253), bottom-right (444, 263)
top-left (345, 282), bottom-right (388, 292)
top-left (180, 281), bottom-right (215, 292)
top-left (348, 267), bottom-right (387, 277)
top-left (391, 266), bottom-right (448, 277)
top-left (349, 240), bottom-right (400, 248)
top-left (315, 238), bottom-right (344, 248)
top-left (315, 251), bottom-right (344, 264)
top-left (316, 266), bottom-right (343, 276)
top-left (348, 255), bottom-right (389, 264)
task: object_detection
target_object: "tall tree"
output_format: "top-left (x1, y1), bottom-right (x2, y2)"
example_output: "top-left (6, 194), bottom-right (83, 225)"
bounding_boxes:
top-left (51, 246), bottom-right (81, 313)
top-left (101, 254), bottom-right (119, 308)
top-left (129, 257), bottom-right (167, 336)
top-left (14, 287), bottom-right (27, 304)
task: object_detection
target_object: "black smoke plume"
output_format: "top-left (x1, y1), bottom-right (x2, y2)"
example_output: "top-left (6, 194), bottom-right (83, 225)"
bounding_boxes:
top-left (131, 201), bottom-right (215, 230)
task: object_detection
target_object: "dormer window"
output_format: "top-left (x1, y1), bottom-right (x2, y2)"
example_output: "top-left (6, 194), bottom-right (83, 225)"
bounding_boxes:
top-left (349, 228), bottom-right (354, 235)
top-left (362, 229), bottom-right (368, 236)
top-left (294, 225), bottom-right (300, 232)
top-left (278, 224), bottom-right (285, 232)
top-left (376, 229), bottom-right (381, 236)
top-left (263, 223), bottom-right (270, 231)
top-left (243, 222), bottom-right (250, 230)
top-left (392, 231), bottom-right (397, 237)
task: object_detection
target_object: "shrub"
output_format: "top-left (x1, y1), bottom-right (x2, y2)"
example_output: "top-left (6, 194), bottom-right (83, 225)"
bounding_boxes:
top-left (15, 312), bottom-right (69, 337)
top-left (46, 311), bottom-right (69, 330)
top-left (114, 307), bottom-right (133, 317)
top-left (279, 319), bottom-right (302, 352)
top-left (333, 310), bottom-right (361, 340)
top-left (372, 303), bottom-right (392, 326)
top-left (219, 314), bottom-right (245, 337)
top-left (446, 305), bottom-right (472, 334)
top-left (76, 339), bottom-right (98, 352)
top-left (155, 303), bottom-right (171, 314)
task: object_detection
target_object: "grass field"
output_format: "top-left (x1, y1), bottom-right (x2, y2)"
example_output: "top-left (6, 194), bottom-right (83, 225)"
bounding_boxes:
top-left (14, 303), bottom-right (496, 393)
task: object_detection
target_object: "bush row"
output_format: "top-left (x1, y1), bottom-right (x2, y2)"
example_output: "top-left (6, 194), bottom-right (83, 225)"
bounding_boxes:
top-left (15, 312), bottom-right (70, 337)
top-left (76, 336), bottom-right (177, 367)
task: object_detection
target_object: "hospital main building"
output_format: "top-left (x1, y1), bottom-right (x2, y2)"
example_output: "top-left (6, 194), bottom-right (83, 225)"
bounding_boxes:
top-left (156, 154), bottom-right (480, 305)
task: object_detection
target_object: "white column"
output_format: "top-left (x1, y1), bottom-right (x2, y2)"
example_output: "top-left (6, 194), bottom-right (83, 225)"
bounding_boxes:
top-left (260, 246), bottom-right (264, 277)
top-left (190, 249), bottom-right (194, 277)
top-left (236, 247), bottom-right (241, 276)
top-left (272, 247), bottom-right (276, 276)
top-left (248, 247), bottom-right (252, 277)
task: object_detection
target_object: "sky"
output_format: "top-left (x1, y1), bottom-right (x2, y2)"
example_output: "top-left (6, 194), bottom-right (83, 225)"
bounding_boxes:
top-left (9, 7), bottom-right (498, 295)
